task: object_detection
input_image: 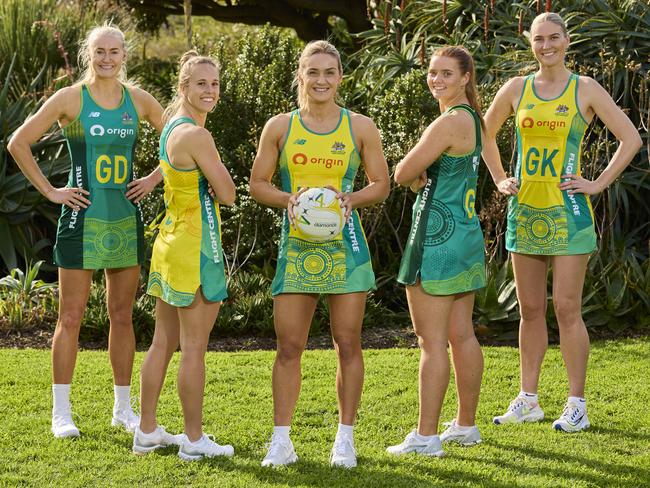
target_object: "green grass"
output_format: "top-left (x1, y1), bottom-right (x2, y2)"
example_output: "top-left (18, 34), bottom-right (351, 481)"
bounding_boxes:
top-left (1, 339), bottom-right (649, 487)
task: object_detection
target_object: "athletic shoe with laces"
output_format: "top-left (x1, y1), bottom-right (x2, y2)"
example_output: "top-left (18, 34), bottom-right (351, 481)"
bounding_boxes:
top-left (261, 435), bottom-right (298, 467)
top-left (112, 405), bottom-right (140, 433)
top-left (552, 401), bottom-right (590, 433)
top-left (178, 433), bottom-right (234, 461)
top-left (132, 425), bottom-right (184, 454)
top-left (493, 395), bottom-right (544, 424)
top-left (330, 436), bottom-right (357, 468)
top-left (386, 430), bottom-right (445, 457)
top-left (51, 411), bottom-right (80, 438)
top-left (439, 419), bottom-right (482, 446)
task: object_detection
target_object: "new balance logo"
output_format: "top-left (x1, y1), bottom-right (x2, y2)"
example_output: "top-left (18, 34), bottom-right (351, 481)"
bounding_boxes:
top-left (88, 112), bottom-right (101, 118)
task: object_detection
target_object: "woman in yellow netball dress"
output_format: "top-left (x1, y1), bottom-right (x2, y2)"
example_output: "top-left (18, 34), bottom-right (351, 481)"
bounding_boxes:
top-left (483, 13), bottom-right (642, 432)
top-left (250, 41), bottom-right (389, 468)
top-left (134, 52), bottom-right (236, 460)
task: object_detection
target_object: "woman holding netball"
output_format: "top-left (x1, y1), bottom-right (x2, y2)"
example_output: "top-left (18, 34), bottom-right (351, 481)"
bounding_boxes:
top-left (250, 40), bottom-right (389, 467)
top-left (484, 13), bottom-right (641, 432)
top-left (9, 24), bottom-right (163, 438)
top-left (387, 46), bottom-right (487, 457)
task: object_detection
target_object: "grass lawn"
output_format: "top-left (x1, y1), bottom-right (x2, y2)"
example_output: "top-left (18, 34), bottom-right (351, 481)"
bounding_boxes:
top-left (1, 338), bottom-right (649, 487)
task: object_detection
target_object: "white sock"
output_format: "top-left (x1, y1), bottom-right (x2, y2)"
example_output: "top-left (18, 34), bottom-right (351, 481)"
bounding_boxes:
top-left (114, 385), bottom-right (132, 411)
top-left (454, 422), bottom-right (476, 432)
top-left (273, 425), bottom-right (291, 442)
top-left (336, 423), bottom-right (354, 440)
top-left (414, 431), bottom-right (438, 442)
top-left (568, 396), bottom-right (586, 409)
top-left (52, 384), bottom-right (71, 413)
top-left (519, 391), bottom-right (538, 404)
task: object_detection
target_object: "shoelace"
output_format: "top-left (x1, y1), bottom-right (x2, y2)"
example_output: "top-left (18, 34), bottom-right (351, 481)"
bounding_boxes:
top-left (508, 398), bottom-right (526, 413)
top-left (562, 404), bottom-right (582, 423)
top-left (265, 438), bottom-right (289, 458)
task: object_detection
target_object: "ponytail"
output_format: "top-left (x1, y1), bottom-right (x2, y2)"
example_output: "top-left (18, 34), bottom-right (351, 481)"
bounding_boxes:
top-left (431, 46), bottom-right (485, 132)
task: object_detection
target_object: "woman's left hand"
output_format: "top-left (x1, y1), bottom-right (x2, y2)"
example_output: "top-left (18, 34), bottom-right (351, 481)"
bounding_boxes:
top-left (126, 173), bottom-right (158, 203)
top-left (558, 174), bottom-right (603, 195)
top-left (327, 185), bottom-right (353, 222)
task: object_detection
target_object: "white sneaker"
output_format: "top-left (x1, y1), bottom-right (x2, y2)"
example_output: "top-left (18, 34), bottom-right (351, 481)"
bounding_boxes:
top-left (552, 401), bottom-right (590, 433)
top-left (178, 434), bottom-right (235, 461)
top-left (493, 396), bottom-right (544, 424)
top-left (439, 420), bottom-right (482, 446)
top-left (330, 436), bottom-right (357, 468)
top-left (112, 407), bottom-right (140, 433)
top-left (51, 411), bottom-right (80, 438)
top-left (386, 430), bottom-right (444, 457)
top-left (132, 425), bottom-right (184, 454)
top-left (261, 435), bottom-right (298, 467)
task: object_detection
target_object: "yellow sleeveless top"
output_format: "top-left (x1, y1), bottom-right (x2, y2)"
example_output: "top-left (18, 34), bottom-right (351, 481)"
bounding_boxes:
top-left (271, 108), bottom-right (375, 295)
top-left (147, 116), bottom-right (227, 306)
top-left (507, 73), bottom-right (596, 255)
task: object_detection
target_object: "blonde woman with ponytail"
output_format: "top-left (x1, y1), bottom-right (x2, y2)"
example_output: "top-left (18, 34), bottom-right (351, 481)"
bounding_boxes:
top-left (134, 51), bottom-right (236, 461)
top-left (485, 12), bottom-right (641, 433)
top-left (250, 40), bottom-right (389, 468)
top-left (387, 46), bottom-right (487, 457)
top-left (8, 23), bottom-right (164, 439)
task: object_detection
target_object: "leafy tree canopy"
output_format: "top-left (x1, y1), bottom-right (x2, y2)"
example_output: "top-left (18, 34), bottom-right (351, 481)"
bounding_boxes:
top-left (116, 0), bottom-right (372, 41)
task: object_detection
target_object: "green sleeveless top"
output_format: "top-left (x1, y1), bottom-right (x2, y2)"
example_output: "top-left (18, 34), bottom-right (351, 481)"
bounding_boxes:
top-left (398, 104), bottom-right (486, 295)
top-left (54, 84), bottom-right (143, 269)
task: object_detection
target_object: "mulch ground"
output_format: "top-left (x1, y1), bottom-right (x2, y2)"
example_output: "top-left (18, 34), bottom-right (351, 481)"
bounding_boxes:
top-left (2, 325), bottom-right (644, 352)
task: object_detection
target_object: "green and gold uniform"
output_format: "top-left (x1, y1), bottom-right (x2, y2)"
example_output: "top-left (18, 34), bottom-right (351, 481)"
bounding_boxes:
top-left (507, 73), bottom-right (596, 255)
top-left (272, 109), bottom-right (375, 295)
top-left (54, 85), bottom-right (143, 269)
top-left (398, 105), bottom-right (486, 295)
top-left (147, 117), bottom-right (228, 306)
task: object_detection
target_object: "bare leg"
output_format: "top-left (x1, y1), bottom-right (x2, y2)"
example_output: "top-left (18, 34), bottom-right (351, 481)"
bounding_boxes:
top-left (328, 292), bottom-right (366, 426)
top-left (105, 266), bottom-right (140, 386)
top-left (406, 284), bottom-right (455, 436)
top-left (512, 253), bottom-right (550, 394)
top-left (177, 290), bottom-right (221, 442)
top-left (52, 268), bottom-right (93, 384)
top-left (551, 254), bottom-right (590, 398)
top-left (271, 294), bottom-right (318, 426)
top-left (139, 299), bottom-right (180, 433)
top-left (448, 292), bottom-right (482, 426)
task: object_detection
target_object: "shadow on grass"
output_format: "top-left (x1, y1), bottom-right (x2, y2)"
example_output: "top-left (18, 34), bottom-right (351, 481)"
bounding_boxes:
top-left (481, 438), bottom-right (649, 487)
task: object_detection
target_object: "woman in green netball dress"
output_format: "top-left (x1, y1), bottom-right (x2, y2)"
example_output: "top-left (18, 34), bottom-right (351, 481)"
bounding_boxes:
top-left (133, 51), bottom-right (236, 460)
top-left (250, 40), bottom-right (389, 468)
top-left (386, 46), bottom-right (487, 457)
top-left (9, 24), bottom-right (164, 438)
top-left (485, 13), bottom-right (642, 432)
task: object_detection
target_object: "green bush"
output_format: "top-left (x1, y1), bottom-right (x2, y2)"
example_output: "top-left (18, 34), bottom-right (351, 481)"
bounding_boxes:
top-left (0, 260), bottom-right (57, 329)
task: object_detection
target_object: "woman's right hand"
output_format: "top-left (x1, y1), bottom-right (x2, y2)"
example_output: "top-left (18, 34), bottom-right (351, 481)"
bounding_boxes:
top-left (496, 176), bottom-right (519, 195)
top-left (46, 187), bottom-right (91, 210)
top-left (287, 187), bottom-right (308, 228)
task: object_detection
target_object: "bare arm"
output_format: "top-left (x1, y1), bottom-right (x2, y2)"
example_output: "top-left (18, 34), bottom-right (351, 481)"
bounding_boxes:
top-left (249, 114), bottom-right (293, 209)
top-left (559, 77), bottom-right (643, 195)
top-left (126, 87), bottom-right (165, 202)
top-left (482, 78), bottom-right (523, 195)
top-left (181, 127), bottom-right (236, 206)
top-left (394, 111), bottom-right (471, 187)
top-left (7, 86), bottom-right (90, 209)
top-left (338, 114), bottom-right (389, 219)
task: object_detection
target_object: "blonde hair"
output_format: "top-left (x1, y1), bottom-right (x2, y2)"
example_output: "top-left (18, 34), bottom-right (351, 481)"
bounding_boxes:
top-left (293, 40), bottom-right (342, 109)
top-left (77, 23), bottom-right (128, 85)
top-left (162, 50), bottom-right (221, 124)
top-left (530, 12), bottom-right (569, 37)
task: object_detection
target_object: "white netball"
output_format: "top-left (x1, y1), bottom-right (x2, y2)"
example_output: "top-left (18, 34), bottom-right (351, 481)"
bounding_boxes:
top-left (293, 187), bottom-right (345, 242)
